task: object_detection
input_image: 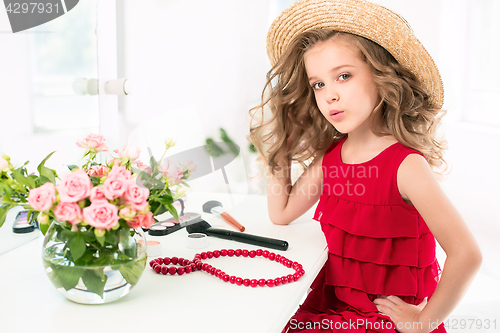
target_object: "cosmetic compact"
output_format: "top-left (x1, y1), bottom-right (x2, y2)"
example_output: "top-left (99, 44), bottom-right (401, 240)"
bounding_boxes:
top-left (12, 210), bottom-right (38, 234)
top-left (148, 212), bottom-right (203, 236)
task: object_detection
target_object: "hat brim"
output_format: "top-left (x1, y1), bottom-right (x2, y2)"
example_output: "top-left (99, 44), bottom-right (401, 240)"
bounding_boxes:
top-left (266, 0), bottom-right (444, 109)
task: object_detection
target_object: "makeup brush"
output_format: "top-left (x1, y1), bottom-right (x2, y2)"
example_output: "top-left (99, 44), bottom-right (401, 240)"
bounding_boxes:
top-left (186, 220), bottom-right (289, 251)
top-left (202, 200), bottom-right (245, 232)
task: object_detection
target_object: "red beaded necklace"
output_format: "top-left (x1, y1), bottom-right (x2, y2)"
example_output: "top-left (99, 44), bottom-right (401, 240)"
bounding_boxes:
top-left (149, 248), bottom-right (305, 288)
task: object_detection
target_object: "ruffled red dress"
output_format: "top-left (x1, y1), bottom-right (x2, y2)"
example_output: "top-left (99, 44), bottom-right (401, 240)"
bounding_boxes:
top-left (283, 137), bottom-right (446, 332)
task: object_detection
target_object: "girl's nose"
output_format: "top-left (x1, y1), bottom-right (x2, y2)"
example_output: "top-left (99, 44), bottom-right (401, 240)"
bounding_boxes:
top-left (325, 86), bottom-right (339, 103)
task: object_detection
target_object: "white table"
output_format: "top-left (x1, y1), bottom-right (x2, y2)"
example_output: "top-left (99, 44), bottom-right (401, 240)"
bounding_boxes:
top-left (0, 192), bottom-right (327, 333)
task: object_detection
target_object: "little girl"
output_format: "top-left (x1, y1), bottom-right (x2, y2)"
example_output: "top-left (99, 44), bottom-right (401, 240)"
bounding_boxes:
top-left (249, 0), bottom-right (482, 332)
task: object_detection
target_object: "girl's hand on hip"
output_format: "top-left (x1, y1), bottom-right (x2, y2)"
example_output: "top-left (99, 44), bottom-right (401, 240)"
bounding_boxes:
top-left (373, 295), bottom-right (429, 333)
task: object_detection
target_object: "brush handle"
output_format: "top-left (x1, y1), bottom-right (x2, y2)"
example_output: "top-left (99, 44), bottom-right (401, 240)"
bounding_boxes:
top-left (205, 228), bottom-right (289, 251)
top-left (220, 212), bottom-right (245, 232)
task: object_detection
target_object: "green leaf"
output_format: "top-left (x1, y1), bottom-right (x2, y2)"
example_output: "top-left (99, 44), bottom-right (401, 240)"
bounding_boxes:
top-left (96, 234), bottom-right (106, 247)
top-left (149, 155), bottom-right (158, 172)
top-left (11, 169), bottom-right (32, 188)
top-left (67, 165), bottom-right (79, 171)
top-left (39, 222), bottom-right (50, 235)
top-left (81, 230), bottom-right (96, 243)
top-left (105, 230), bottom-right (117, 245)
top-left (37, 151), bottom-right (57, 184)
top-left (119, 259), bottom-right (146, 286)
top-left (69, 234), bottom-right (86, 262)
top-left (0, 204), bottom-right (13, 228)
top-left (82, 269), bottom-right (107, 299)
top-left (205, 138), bottom-right (225, 157)
top-left (53, 265), bottom-right (83, 291)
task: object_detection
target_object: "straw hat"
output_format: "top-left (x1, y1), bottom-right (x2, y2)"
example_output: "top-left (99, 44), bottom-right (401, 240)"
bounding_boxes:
top-left (267, 0), bottom-right (444, 109)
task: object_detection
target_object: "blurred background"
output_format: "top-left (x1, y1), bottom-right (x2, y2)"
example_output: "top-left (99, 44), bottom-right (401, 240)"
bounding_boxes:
top-left (0, 0), bottom-right (499, 287)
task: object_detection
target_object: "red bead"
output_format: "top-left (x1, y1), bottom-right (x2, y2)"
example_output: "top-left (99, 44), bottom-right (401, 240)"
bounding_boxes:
top-left (220, 249), bottom-right (228, 256)
top-left (210, 267), bottom-right (216, 275)
top-left (299, 269), bottom-right (305, 276)
top-left (243, 279), bottom-right (250, 287)
top-left (235, 277), bottom-right (243, 286)
top-left (196, 262), bottom-right (203, 270)
top-left (154, 265), bottom-right (161, 273)
top-left (281, 276), bottom-right (288, 285)
top-left (250, 279), bottom-right (258, 288)
top-left (266, 279), bottom-right (275, 287)
top-left (242, 250), bottom-right (249, 257)
top-left (161, 266), bottom-right (169, 275)
top-left (201, 252), bottom-right (208, 259)
top-left (249, 250), bottom-right (256, 258)
top-left (185, 265), bottom-right (192, 274)
top-left (293, 273), bottom-right (300, 281)
top-left (191, 263), bottom-right (197, 271)
top-left (274, 278), bottom-right (282, 286)
top-left (177, 267), bottom-right (185, 275)
top-left (222, 274), bottom-right (230, 282)
top-left (256, 249), bottom-right (263, 256)
top-left (164, 257), bottom-right (172, 265)
top-left (286, 260), bottom-right (292, 268)
top-left (229, 276), bottom-right (236, 284)
top-left (168, 266), bottom-right (177, 275)
top-left (275, 254), bottom-right (281, 262)
top-left (262, 250), bottom-right (269, 258)
top-left (279, 257), bottom-right (286, 265)
top-left (215, 269), bottom-right (222, 277)
top-left (194, 254), bottom-right (201, 260)
top-left (268, 252), bottom-right (275, 260)
top-left (202, 263), bottom-right (209, 271)
top-left (287, 274), bottom-right (294, 283)
top-left (156, 258), bottom-right (164, 265)
top-left (207, 251), bottom-right (213, 259)
top-left (234, 249), bottom-right (242, 256)
top-left (149, 260), bottom-right (155, 267)
top-left (213, 250), bottom-right (221, 258)
top-left (258, 279), bottom-right (266, 287)
top-left (227, 249), bottom-right (234, 257)
top-left (171, 257), bottom-right (178, 265)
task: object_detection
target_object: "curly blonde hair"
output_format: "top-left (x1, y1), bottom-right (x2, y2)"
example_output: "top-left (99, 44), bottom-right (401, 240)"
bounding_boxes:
top-left (248, 29), bottom-right (447, 177)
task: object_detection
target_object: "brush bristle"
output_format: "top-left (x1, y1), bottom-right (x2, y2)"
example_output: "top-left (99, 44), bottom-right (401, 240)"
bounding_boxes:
top-left (186, 220), bottom-right (212, 233)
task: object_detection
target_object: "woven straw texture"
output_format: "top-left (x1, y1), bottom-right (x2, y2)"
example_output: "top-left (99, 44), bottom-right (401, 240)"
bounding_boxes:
top-left (266, 0), bottom-right (444, 109)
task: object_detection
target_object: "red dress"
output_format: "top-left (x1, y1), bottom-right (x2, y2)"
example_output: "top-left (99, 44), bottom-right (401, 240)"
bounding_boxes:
top-left (283, 137), bottom-right (446, 332)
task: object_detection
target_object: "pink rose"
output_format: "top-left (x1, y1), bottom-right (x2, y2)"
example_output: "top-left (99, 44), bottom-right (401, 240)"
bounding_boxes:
top-left (159, 159), bottom-right (183, 185)
top-left (183, 160), bottom-right (197, 173)
top-left (133, 160), bottom-right (152, 174)
top-left (87, 165), bottom-right (109, 177)
top-left (127, 212), bottom-right (154, 229)
top-left (57, 169), bottom-right (92, 203)
top-left (28, 182), bottom-right (56, 211)
top-left (103, 174), bottom-right (128, 200)
top-left (0, 156), bottom-right (9, 172)
top-left (54, 202), bottom-right (82, 225)
top-left (116, 145), bottom-right (141, 161)
top-left (90, 186), bottom-right (106, 202)
top-left (119, 206), bottom-right (136, 219)
top-left (108, 165), bottom-right (131, 180)
top-left (76, 133), bottom-right (108, 152)
top-left (124, 180), bottom-right (149, 211)
top-left (83, 200), bottom-right (119, 230)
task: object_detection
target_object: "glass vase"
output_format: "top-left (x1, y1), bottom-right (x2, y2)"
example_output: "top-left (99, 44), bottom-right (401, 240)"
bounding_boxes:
top-left (41, 220), bottom-right (147, 304)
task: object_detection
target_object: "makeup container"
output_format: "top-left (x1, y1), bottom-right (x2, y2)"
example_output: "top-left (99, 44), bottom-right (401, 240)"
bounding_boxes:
top-left (186, 233), bottom-right (208, 249)
top-left (148, 212), bottom-right (203, 236)
top-left (12, 210), bottom-right (38, 234)
top-left (138, 240), bottom-right (162, 257)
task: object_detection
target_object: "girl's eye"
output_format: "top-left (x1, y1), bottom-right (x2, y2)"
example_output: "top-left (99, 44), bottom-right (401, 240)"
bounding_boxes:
top-left (312, 82), bottom-right (325, 90)
top-left (338, 73), bottom-right (351, 81)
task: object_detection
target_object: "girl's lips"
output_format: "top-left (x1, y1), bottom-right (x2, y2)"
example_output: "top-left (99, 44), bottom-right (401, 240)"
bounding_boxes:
top-left (330, 111), bottom-right (344, 121)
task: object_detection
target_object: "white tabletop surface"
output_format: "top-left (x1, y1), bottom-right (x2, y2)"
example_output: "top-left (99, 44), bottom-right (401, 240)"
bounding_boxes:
top-left (0, 192), bottom-right (327, 333)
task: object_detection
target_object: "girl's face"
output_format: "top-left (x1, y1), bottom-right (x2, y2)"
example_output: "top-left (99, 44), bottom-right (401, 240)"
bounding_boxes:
top-left (304, 37), bottom-right (381, 135)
